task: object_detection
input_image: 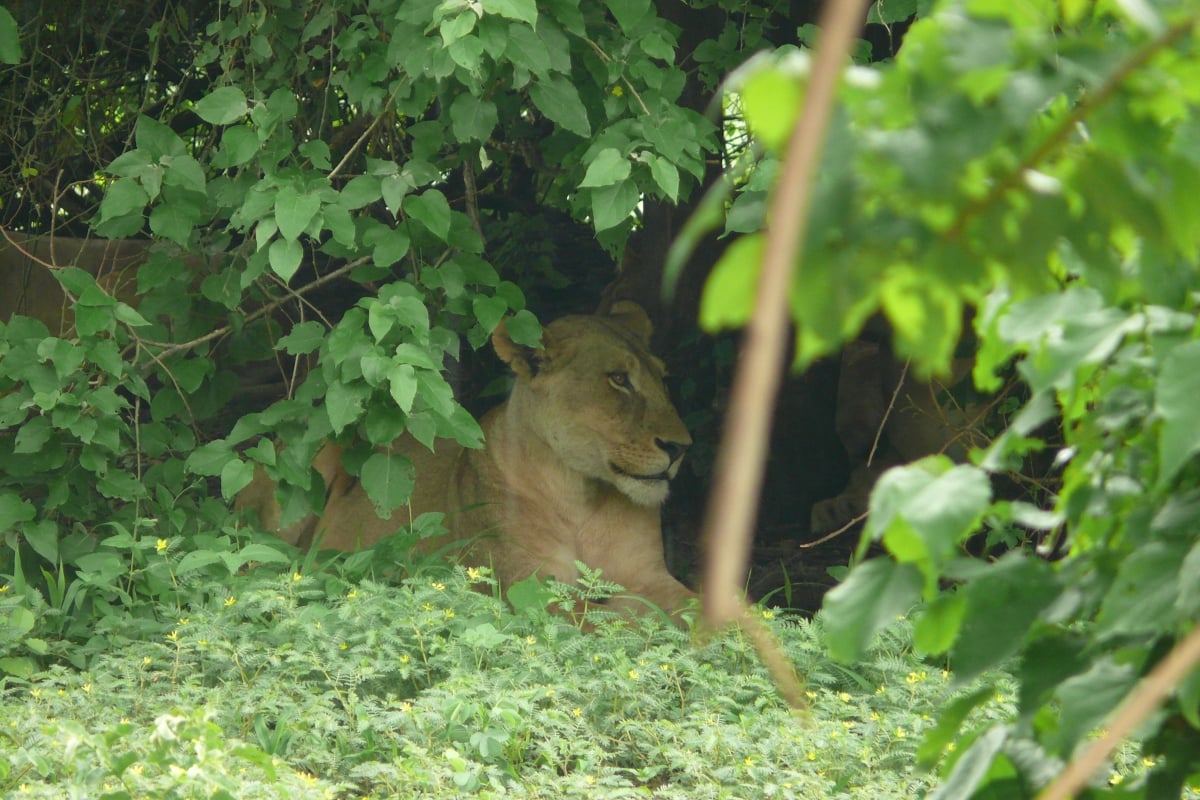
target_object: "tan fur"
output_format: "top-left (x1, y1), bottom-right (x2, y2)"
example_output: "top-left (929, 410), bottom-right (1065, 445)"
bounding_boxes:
top-left (238, 302), bottom-right (697, 616)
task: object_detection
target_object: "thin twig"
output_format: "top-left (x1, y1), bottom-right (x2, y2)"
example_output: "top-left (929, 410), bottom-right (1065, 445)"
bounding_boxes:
top-left (1036, 623), bottom-right (1200, 800)
top-left (700, 0), bottom-right (871, 707)
top-left (868, 358), bottom-right (908, 469)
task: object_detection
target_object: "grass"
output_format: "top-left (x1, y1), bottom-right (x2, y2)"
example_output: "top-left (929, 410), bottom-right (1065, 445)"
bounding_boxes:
top-left (1, 560), bottom-right (1024, 799)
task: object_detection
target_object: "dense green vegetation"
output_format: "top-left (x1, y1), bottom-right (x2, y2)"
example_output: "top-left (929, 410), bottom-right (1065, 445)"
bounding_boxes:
top-left (2, 0), bottom-right (1200, 796)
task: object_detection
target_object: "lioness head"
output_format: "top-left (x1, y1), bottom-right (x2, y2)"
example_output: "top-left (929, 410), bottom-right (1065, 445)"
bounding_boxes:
top-left (493, 301), bottom-right (691, 507)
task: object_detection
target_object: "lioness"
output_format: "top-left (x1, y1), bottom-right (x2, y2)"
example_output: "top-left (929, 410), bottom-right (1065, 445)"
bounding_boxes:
top-left (238, 301), bottom-right (697, 617)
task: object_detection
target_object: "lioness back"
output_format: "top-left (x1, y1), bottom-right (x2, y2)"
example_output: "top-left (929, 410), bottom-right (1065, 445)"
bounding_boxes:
top-left (238, 302), bottom-right (696, 617)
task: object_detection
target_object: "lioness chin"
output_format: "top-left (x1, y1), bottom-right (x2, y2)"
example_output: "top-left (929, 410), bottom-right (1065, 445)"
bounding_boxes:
top-left (238, 301), bottom-right (697, 620)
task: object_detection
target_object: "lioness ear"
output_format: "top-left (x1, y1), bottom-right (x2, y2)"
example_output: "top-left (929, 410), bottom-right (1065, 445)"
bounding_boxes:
top-left (607, 300), bottom-right (653, 346)
top-left (492, 318), bottom-right (546, 377)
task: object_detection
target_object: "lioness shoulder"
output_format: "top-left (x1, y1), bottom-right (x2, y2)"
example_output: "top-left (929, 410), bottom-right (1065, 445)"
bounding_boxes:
top-left (238, 301), bottom-right (696, 617)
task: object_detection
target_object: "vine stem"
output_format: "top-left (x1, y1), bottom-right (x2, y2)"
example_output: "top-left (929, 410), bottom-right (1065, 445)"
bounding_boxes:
top-left (1037, 623), bottom-right (1200, 800)
top-left (699, 0), bottom-right (871, 707)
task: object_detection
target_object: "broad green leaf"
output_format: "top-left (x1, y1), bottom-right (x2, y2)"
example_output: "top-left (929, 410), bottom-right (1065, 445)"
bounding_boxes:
top-left (867, 0), bottom-right (918, 24)
top-left (0, 7), bottom-right (20, 64)
top-left (220, 457), bottom-right (255, 499)
top-left (4, 606), bottom-right (35, 636)
top-left (0, 491), bottom-right (36, 533)
top-left (740, 64), bottom-right (803, 153)
top-left (529, 75), bottom-right (591, 137)
top-left (372, 227), bottom-right (410, 267)
top-left (1156, 339), bottom-right (1200, 488)
top-left (229, 542), bottom-right (291, 568)
top-left (482, 0), bottom-right (537, 25)
top-left (914, 591), bottom-right (967, 656)
top-left (440, 12), bottom-right (476, 45)
top-left (503, 309), bottom-right (542, 347)
top-left (926, 726), bottom-right (1008, 800)
top-left (185, 441), bottom-right (234, 476)
top-left (1053, 658), bottom-right (1137, 754)
top-left (822, 558), bottom-right (922, 662)
top-left (98, 178), bottom-right (150, 219)
top-left (360, 452), bottom-right (415, 520)
top-left (148, 202), bottom-right (196, 246)
top-left (589, 181), bottom-right (639, 232)
top-left (404, 189), bottom-right (452, 240)
top-left (1096, 540), bottom-right (1187, 636)
top-left (388, 363), bottom-right (418, 413)
top-left (449, 93), bottom-right (499, 143)
top-left (700, 233), bottom-right (763, 331)
top-left (135, 115), bottom-right (186, 159)
top-left (22, 519), bottom-right (58, 564)
top-left (268, 237), bottom-right (304, 282)
top-left (472, 295), bottom-right (508, 333)
top-left (275, 320), bottom-right (326, 354)
top-left (340, 174), bottom-right (382, 209)
top-left (605, 0), bottom-right (650, 32)
top-left (325, 380), bottom-right (370, 434)
top-left (916, 685), bottom-right (995, 768)
top-left (951, 553), bottom-right (1059, 683)
top-left (275, 185), bottom-right (321, 241)
top-left (381, 173), bottom-right (412, 216)
top-left (580, 148), bottom-right (632, 187)
top-left (194, 86), bottom-right (248, 125)
top-left (647, 154), bottom-right (680, 201)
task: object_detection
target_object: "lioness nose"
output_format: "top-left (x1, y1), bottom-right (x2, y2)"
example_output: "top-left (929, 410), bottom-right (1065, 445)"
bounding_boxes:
top-left (655, 438), bottom-right (690, 463)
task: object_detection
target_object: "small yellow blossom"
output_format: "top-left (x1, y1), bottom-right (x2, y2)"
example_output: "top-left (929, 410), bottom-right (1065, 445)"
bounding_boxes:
top-left (423, 603), bottom-right (434, 612)
top-left (611, 85), bottom-right (624, 97)
top-left (166, 630), bottom-right (179, 642)
top-left (443, 608), bottom-right (455, 619)
top-left (743, 756), bottom-right (756, 767)
top-left (806, 751), bottom-right (817, 761)
top-left (585, 775), bottom-right (597, 786)
top-left (82, 683), bottom-right (92, 694)
top-left (432, 582), bottom-right (445, 591)
top-left (806, 690), bottom-right (817, 700)
top-left (142, 656), bottom-right (151, 666)
top-left (628, 670), bottom-right (640, 680)
top-left (842, 720), bottom-right (854, 729)
top-left (467, 567), bottom-right (483, 581)
top-left (1109, 774), bottom-right (1125, 786)
top-left (177, 617), bottom-right (189, 626)
top-left (870, 711), bottom-right (880, 721)
top-left (1142, 757), bottom-right (1157, 767)
top-left (346, 589), bottom-right (358, 599)
top-left (30, 689), bottom-right (41, 700)
top-left (895, 727), bottom-right (907, 739)
top-left (659, 663), bottom-right (672, 672)
top-left (0, 585), bottom-right (9, 593)
top-left (526, 636), bottom-right (537, 645)
top-left (545, 688), bottom-right (555, 697)
top-left (292, 572), bottom-right (303, 582)
top-left (156, 538), bottom-right (169, 553)
top-left (224, 596), bottom-right (237, 607)
top-left (838, 692), bottom-right (852, 703)
top-left (572, 707), bottom-right (583, 717)
top-left (400, 702), bottom-right (413, 712)
top-left (400, 654), bottom-right (411, 664)
top-left (906, 670), bottom-right (927, 684)
top-left (339, 642), bottom-right (349, 650)
top-left (875, 686), bottom-right (886, 695)
top-left (761, 609), bottom-right (775, 620)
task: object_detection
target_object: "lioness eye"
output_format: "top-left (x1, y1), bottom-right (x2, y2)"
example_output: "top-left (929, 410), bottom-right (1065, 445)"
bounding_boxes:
top-left (608, 371), bottom-right (630, 389)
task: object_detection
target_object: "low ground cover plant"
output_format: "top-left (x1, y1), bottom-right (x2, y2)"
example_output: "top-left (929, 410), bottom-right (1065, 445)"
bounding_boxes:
top-left (2, 558), bottom-right (1018, 799)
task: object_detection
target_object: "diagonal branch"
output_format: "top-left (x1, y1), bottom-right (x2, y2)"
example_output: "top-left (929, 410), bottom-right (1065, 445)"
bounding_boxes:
top-left (700, 0), bottom-right (872, 706)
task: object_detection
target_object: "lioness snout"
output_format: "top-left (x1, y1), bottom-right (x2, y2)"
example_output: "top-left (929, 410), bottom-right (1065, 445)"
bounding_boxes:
top-left (655, 437), bottom-right (690, 464)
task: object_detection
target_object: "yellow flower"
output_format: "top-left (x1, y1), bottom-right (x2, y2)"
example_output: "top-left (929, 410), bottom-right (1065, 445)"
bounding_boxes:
top-left (659, 663), bottom-right (672, 672)
top-left (400, 654), bottom-right (411, 664)
top-left (545, 688), bottom-right (555, 697)
top-left (761, 609), bottom-right (775, 620)
top-left (166, 630), bottom-right (179, 642)
top-left (611, 85), bottom-right (624, 97)
top-left (224, 596), bottom-right (237, 607)
top-left (339, 642), bottom-right (349, 650)
top-left (838, 692), bottom-right (852, 703)
top-left (628, 670), bottom-right (640, 680)
top-left (572, 707), bottom-right (583, 718)
top-left (443, 608), bottom-right (455, 619)
top-left (906, 670), bottom-right (927, 684)
top-left (0, 585), bottom-right (8, 593)
top-left (346, 589), bottom-right (358, 599)
top-left (155, 538), bottom-right (169, 553)
top-left (467, 567), bottom-right (483, 581)
top-left (82, 683), bottom-right (92, 694)
top-left (743, 756), bottom-right (756, 767)
top-left (894, 727), bottom-right (907, 738)
top-left (30, 689), bottom-right (41, 700)
top-left (292, 571), bottom-right (303, 582)
top-left (432, 582), bottom-right (445, 591)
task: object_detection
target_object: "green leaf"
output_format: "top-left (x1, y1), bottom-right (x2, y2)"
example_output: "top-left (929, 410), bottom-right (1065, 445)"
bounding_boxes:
top-left (22, 520), bottom-right (58, 564)
top-left (360, 452), bottom-right (415, 520)
top-left (916, 685), bottom-right (995, 768)
top-left (276, 321), bottom-right (326, 354)
top-left (135, 115), bottom-right (186, 159)
top-left (951, 553), bottom-right (1059, 683)
top-left (0, 7), bottom-right (20, 65)
top-left (1156, 339), bottom-right (1200, 488)
top-left (194, 86), bottom-right (248, 125)
top-left (220, 457), bottom-right (255, 499)
top-left (529, 75), bottom-right (591, 137)
top-left (388, 363), bottom-right (418, 413)
top-left (589, 181), bottom-right (639, 232)
top-left (822, 558), bottom-right (922, 662)
top-left (646, 154), bottom-right (680, 201)
top-left (274, 185), bottom-right (321, 241)
top-left (1053, 658), bottom-right (1137, 754)
top-left (503, 309), bottom-right (542, 347)
top-left (325, 380), bottom-right (370, 434)
top-left (449, 94), bottom-right (499, 143)
top-left (0, 491), bottom-right (36, 533)
top-left (481, 0), bottom-right (537, 25)
top-left (99, 178), bottom-right (150, 219)
top-left (700, 233), bottom-right (763, 331)
top-left (605, 0), bottom-right (650, 32)
top-left (740, 63), bottom-right (803, 153)
top-left (1096, 540), bottom-right (1187, 637)
top-left (580, 148), bottom-right (632, 187)
top-left (268, 237), bottom-right (304, 282)
top-left (472, 295), bottom-right (508, 333)
top-left (927, 726), bottom-right (1008, 800)
top-left (404, 189), bottom-right (452, 240)
top-left (372, 227), bottom-right (410, 267)
top-left (914, 591), bottom-right (967, 656)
